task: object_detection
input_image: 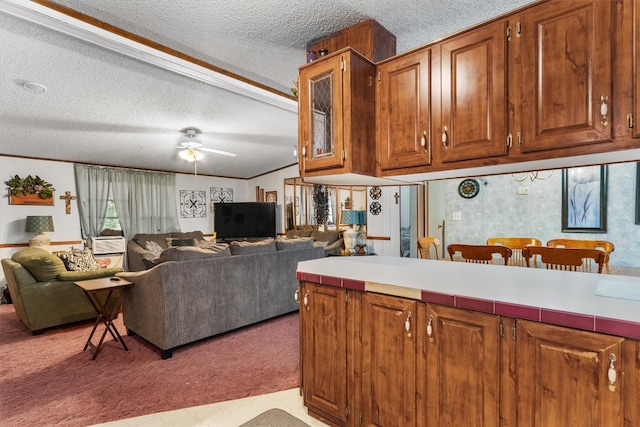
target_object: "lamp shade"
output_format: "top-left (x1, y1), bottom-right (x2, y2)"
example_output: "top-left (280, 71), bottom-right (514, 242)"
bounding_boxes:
top-left (357, 210), bottom-right (367, 225)
top-left (25, 216), bottom-right (54, 233)
top-left (340, 210), bottom-right (360, 225)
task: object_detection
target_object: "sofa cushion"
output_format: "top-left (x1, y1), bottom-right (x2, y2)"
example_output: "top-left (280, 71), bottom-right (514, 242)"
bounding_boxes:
top-left (276, 238), bottom-right (314, 251)
top-left (57, 248), bottom-right (101, 271)
top-left (145, 241), bottom-right (164, 258)
top-left (12, 247), bottom-right (67, 281)
top-left (133, 233), bottom-right (172, 250)
top-left (286, 229), bottom-right (313, 238)
top-left (172, 231), bottom-right (205, 241)
top-left (229, 239), bottom-right (276, 255)
top-left (195, 241), bottom-right (231, 254)
top-left (166, 237), bottom-right (196, 247)
top-left (158, 246), bottom-right (231, 263)
top-left (310, 230), bottom-right (341, 245)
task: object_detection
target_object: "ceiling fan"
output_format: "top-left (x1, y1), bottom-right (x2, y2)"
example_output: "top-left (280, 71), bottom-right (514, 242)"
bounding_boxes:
top-left (177, 128), bottom-right (237, 162)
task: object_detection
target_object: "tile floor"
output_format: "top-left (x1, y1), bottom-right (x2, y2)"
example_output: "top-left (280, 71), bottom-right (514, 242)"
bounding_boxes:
top-left (90, 387), bottom-right (328, 427)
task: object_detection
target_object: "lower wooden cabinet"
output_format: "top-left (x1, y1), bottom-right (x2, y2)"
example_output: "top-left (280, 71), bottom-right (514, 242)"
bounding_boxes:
top-left (419, 304), bottom-right (500, 427)
top-left (360, 292), bottom-right (418, 426)
top-left (515, 320), bottom-right (625, 427)
top-left (299, 282), bottom-right (638, 426)
top-left (300, 282), bottom-right (350, 426)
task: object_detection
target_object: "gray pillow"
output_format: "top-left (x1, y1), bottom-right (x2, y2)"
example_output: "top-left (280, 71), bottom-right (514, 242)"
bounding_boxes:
top-left (166, 237), bottom-right (196, 247)
top-left (276, 238), bottom-right (314, 251)
top-left (286, 229), bottom-right (313, 238)
top-left (229, 239), bottom-right (276, 255)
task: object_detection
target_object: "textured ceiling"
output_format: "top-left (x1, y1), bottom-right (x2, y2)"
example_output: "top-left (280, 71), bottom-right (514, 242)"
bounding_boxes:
top-left (0, 0), bottom-right (534, 179)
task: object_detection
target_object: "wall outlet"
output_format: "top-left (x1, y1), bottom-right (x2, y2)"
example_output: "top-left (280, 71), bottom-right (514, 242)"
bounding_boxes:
top-left (452, 211), bottom-right (462, 221)
top-left (518, 187), bottom-right (529, 195)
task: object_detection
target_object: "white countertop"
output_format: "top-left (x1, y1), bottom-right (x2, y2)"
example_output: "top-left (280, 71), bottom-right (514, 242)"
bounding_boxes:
top-left (297, 256), bottom-right (640, 325)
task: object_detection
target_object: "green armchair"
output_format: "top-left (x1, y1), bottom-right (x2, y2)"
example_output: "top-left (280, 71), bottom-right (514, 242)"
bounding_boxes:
top-left (1, 247), bottom-right (122, 334)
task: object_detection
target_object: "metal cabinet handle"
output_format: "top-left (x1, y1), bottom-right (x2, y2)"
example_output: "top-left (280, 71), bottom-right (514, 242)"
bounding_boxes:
top-left (608, 354), bottom-right (617, 392)
top-left (303, 290), bottom-right (309, 310)
top-left (441, 126), bottom-right (449, 150)
top-left (427, 314), bottom-right (434, 342)
top-left (420, 131), bottom-right (427, 152)
top-left (294, 289), bottom-right (300, 303)
top-left (405, 311), bottom-right (412, 337)
top-left (627, 113), bottom-right (634, 132)
top-left (600, 95), bottom-right (609, 127)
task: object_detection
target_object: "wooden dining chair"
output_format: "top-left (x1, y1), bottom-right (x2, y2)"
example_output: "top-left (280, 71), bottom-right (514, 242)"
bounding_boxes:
top-left (486, 237), bottom-right (542, 266)
top-left (418, 237), bottom-right (440, 260)
top-left (447, 244), bottom-right (512, 265)
top-left (546, 239), bottom-right (614, 269)
top-left (522, 247), bottom-right (608, 273)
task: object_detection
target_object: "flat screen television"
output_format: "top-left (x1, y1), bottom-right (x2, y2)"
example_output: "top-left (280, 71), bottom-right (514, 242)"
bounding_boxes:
top-left (214, 202), bottom-right (276, 240)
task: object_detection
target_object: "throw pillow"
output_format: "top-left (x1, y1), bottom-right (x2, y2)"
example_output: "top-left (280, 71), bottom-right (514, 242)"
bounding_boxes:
top-left (133, 233), bottom-right (172, 250)
top-left (310, 230), bottom-right (341, 245)
top-left (57, 248), bottom-right (102, 271)
top-left (12, 247), bottom-right (67, 281)
top-left (172, 231), bottom-right (205, 241)
top-left (229, 239), bottom-right (276, 255)
top-left (276, 238), bottom-right (314, 251)
top-left (145, 241), bottom-right (164, 258)
top-left (166, 237), bottom-right (196, 247)
top-left (286, 229), bottom-right (313, 239)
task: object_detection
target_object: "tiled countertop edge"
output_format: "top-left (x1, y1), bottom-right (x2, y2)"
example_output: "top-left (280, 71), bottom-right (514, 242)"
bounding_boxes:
top-left (296, 271), bottom-right (640, 340)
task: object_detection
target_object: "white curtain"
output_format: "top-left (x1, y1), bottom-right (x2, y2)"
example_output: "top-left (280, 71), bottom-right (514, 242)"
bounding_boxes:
top-left (75, 164), bottom-right (180, 239)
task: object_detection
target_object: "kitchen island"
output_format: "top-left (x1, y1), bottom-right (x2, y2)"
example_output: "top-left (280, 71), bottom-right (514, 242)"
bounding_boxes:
top-left (296, 256), bottom-right (640, 427)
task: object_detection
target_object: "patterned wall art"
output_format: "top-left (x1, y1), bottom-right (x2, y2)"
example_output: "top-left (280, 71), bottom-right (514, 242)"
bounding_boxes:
top-left (179, 190), bottom-right (207, 218)
top-left (210, 187), bottom-right (233, 212)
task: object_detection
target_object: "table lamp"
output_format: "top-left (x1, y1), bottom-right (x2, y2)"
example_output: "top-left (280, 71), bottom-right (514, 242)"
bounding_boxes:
top-left (25, 215), bottom-right (54, 251)
top-left (340, 210), bottom-right (360, 254)
top-left (356, 210), bottom-right (367, 254)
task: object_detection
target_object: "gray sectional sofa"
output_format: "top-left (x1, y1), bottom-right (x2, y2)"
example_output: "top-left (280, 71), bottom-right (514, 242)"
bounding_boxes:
top-left (118, 238), bottom-right (324, 359)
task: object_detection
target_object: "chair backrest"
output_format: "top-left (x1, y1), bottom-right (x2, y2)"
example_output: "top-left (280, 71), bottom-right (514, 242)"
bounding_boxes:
top-left (447, 244), bottom-right (512, 265)
top-left (418, 237), bottom-right (440, 260)
top-left (522, 246), bottom-right (607, 273)
top-left (486, 237), bottom-right (542, 266)
top-left (546, 238), bottom-right (614, 269)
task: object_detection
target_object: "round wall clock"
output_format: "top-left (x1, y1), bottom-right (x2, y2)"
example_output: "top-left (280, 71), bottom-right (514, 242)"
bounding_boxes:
top-left (369, 201), bottom-right (382, 215)
top-left (458, 179), bottom-right (480, 199)
top-left (369, 186), bottom-right (382, 200)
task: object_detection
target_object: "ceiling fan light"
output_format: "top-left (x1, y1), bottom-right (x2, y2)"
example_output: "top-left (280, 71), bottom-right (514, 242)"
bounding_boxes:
top-left (179, 149), bottom-right (203, 162)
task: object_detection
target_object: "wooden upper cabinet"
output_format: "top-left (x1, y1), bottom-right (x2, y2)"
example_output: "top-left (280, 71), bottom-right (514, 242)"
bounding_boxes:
top-left (376, 48), bottom-right (433, 171)
top-left (300, 282), bottom-right (349, 426)
top-left (516, 320), bottom-right (625, 427)
top-left (438, 20), bottom-right (508, 163)
top-left (421, 304), bottom-right (501, 427)
top-left (361, 292), bottom-right (417, 427)
top-left (634, 0), bottom-right (640, 140)
top-left (519, 0), bottom-right (614, 153)
top-left (298, 49), bottom-right (376, 177)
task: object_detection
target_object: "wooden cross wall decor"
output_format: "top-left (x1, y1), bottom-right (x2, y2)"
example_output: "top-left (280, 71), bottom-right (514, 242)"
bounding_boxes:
top-left (60, 191), bottom-right (76, 214)
top-left (394, 192), bottom-right (400, 204)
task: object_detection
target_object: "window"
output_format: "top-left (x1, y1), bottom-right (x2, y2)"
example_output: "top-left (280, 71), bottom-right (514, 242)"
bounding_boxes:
top-left (103, 199), bottom-right (122, 231)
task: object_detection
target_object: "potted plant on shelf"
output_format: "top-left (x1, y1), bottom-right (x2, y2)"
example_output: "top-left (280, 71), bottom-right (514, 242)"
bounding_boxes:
top-left (5, 175), bottom-right (55, 205)
top-left (343, 197), bottom-right (351, 210)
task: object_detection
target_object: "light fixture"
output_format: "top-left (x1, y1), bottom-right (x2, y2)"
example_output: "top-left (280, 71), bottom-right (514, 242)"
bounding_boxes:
top-left (511, 170), bottom-right (553, 182)
top-left (22, 81), bottom-right (47, 93)
top-left (25, 216), bottom-right (54, 251)
top-left (179, 128), bottom-right (205, 175)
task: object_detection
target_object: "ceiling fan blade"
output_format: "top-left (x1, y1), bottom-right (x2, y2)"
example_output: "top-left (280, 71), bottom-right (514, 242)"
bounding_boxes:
top-left (199, 147), bottom-right (237, 157)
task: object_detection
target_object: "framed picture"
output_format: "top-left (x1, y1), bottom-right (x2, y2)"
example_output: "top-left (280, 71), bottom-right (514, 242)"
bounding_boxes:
top-left (265, 191), bottom-right (277, 203)
top-left (636, 163), bottom-right (640, 225)
top-left (562, 165), bottom-right (607, 233)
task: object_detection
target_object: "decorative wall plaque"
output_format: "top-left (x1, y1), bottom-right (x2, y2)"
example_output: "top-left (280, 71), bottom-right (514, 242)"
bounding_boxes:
top-left (180, 190), bottom-right (207, 218)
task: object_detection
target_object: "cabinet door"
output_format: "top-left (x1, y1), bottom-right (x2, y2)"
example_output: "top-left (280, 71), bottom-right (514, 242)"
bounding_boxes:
top-left (300, 283), bottom-right (349, 425)
top-left (377, 48), bottom-right (432, 171)
top-left (361, 292), bottom-right (417, 427)
top-left (422, 304), bottom-right (500, 427)
top-left (516, 320), bottom-right (624, 427)
top-left (520, 0), bottom-right (614, 152)
top-left (439, 20), bottom-right (508, 163)
top-left (299, 55), bottom-right (345, 172)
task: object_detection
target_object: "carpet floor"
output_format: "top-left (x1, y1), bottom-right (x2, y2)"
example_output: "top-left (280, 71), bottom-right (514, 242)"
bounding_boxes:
top-left (0, 304), bottom-right (300, 427)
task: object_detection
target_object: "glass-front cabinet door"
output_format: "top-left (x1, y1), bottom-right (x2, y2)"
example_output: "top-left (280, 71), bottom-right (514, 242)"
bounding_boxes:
top-left (299, 55), bottom-right (345, 172)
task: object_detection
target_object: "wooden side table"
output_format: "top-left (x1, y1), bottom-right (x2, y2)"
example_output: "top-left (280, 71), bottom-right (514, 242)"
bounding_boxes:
top-left (74, 277), bottom-right (133, 360)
